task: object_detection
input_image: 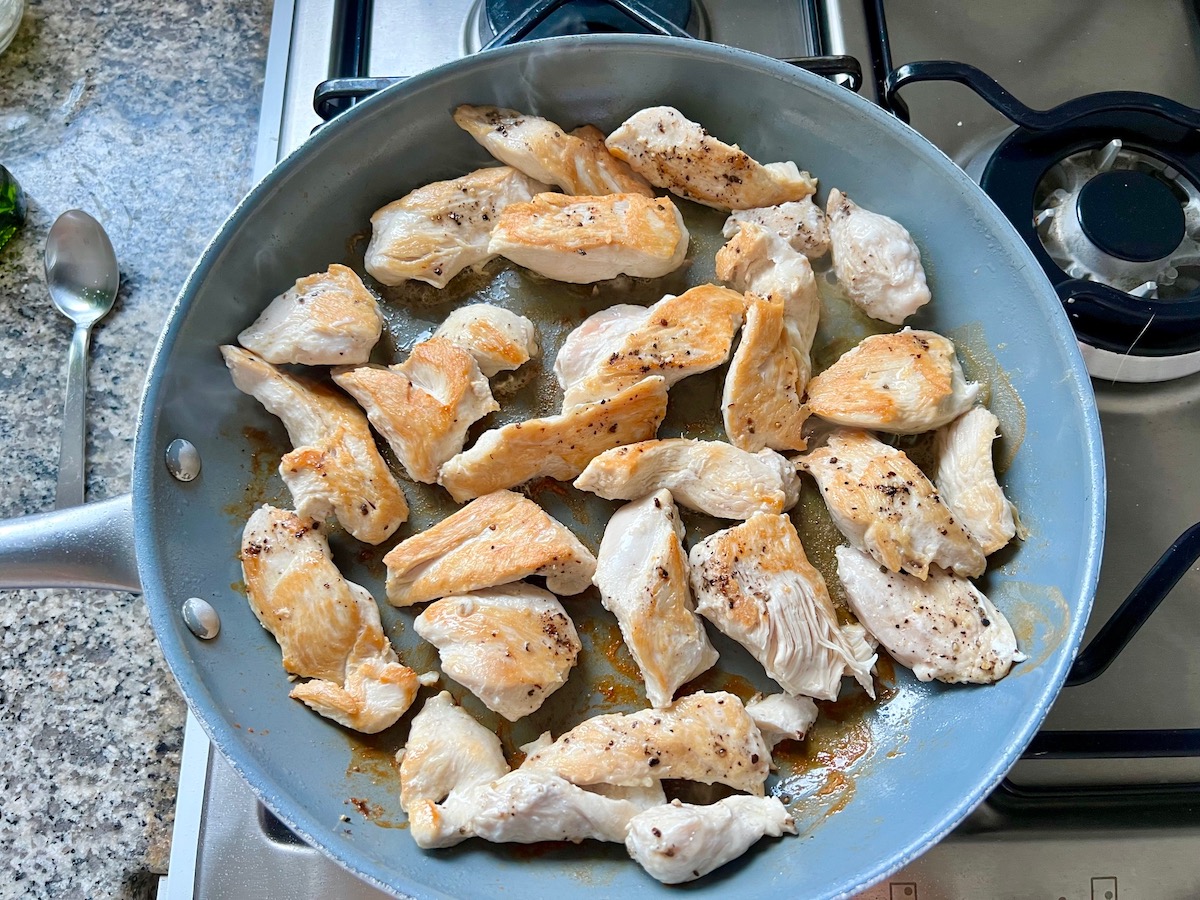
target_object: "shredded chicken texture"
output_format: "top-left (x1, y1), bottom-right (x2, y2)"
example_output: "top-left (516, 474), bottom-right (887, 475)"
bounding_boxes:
top-left (574, 439), bottom-right (800, 519)
top-left (797, 429), bottom-right (986, 579)
top-left (745, 693), bottom-right (820, 748)
top-left (805, 328), bottom-right (980, 435)
top-left (414, 585), bottom-right (581, 721)
top-left (237, 264), bottom-right (383, 366)
top-left (221, 346), bottom-right (408, 544)
top-left (432, 303), bottom-right (539, 377)
top-left (933, 406), bottom-right (1019, 555)
top-left (437, 375), bottom-right (668, 501)
top-left (332, 337), bottom-right (497, 484)
top-left (382, 490), bottom-right (597, 606)
top-left (365, 166), bottom-right (547, 288)
top-left (240, 506), bottom-right (421, 733)
top-left (605, 106), bottom-right (816, 210)
top-left (724, 196), bottom-right (830, 259)
top-left (836, 545), bottom-right (1024, 683)
top-left (594, 490), bottom-right (719, 708)
top-left (690, 513), bottom-right (876, 701)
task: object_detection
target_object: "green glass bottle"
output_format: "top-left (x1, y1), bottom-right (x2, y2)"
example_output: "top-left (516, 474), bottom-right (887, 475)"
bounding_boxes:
top-left (0, 164), bottom-right (26, 249)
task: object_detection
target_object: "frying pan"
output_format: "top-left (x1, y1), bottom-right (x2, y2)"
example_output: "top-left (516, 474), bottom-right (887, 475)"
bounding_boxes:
top-left (0, 36), bottom-right (1104, 899)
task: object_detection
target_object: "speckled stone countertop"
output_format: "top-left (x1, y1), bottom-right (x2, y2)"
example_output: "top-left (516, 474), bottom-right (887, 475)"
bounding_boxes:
top-left (0, 1), bottom-right (269, 896)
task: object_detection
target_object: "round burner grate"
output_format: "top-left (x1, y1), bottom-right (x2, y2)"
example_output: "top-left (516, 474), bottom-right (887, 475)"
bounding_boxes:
top-left (483, 0), bottom-right (693, 41)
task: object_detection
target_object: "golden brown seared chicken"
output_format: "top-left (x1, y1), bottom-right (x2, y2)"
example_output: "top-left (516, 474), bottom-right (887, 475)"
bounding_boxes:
top-left (554, 285), bottom-right (746, 409)
top-left (933, 407), bottom-right (1020, 556)
top-left (488, 192), bottom-right (688, 283)
top-left (521, 692), bottom-right (771, 795)
top-left (452, 105), bottom-right (653, 197)
top-left (805, 328), bottom-right (980, 435)
top-left (382, 490), bottom-right (597, 606)
top-left (398, 691), bottom-right (510, 813)
top-left (240, 506), bottom-right (426, 733)
top-left (594, 490), bottom-right (719, 708)
top-left (574, 439), bottom-right (800, 520)
top-left (835, 545), bottom-right (1024, 684)
top-left (414, 585), bottom-right (581, 721)
top-left (745, 693), bottom-right (820, 749)
top-left (796, 429), bottom-right (986, 579)
top-left (333, 337), bottom-right (497, 485)
top-left (365, 166), bottom-right (548, 289)
top-left (237, 264), bottom-right (383, 366)
top-left (432, 303), bottom-right (540, 377)
top-left (221, 346), bottom-right (408, 544)
top-left (605, 106), bottom-right (817, 210)
top-left (689, 513), bottom-right (876, 701)
top-left (724, 196), bottom-right (831, 259)
top-left (827, 188), bottom-right (930, 324)
top-left (437, 376), bottom-right (668, 501)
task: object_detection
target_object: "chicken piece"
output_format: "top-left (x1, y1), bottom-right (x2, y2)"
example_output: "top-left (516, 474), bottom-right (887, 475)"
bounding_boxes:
top-left (220, 346), bottom-right (407, 544)
top-left (594, 490), bottom-right (719, 708)
top-left (382, 490), bottom-right (596, 606)
top-left (488, 192), bottom-right (688, 283)
top-left (437, 376), bottom-right (668, 502)
top-left (555, 285), bottom-right (746, 409)
top-left (724, 196), bottom-right (831, 259)
top-left (365, 166), bottom-right (548, 289)
top-left (689, 513), bottom-right (875, 701)
top-left (605, 106), bottom-right (816, 210)
top-left (745, 693), bottom-right (820, 749)
top-left (625, 796), bottom-right (797, 885)
top-left (933, 407), bottom-right (1020, 556)
top-left (574, 439), bottom-right (800, 520)
top-left (521, 692), bottom-right (771, 795)
top-left (796, 429), bottom-right (986, 579)
top-left (835, 545), bottom-right (1024, 683)
top-left (827, 188), bottom-right (930, 324)
top-left (413, 585), bottom-right (581, 721)
top-left (805, 328), bottom-right (980, 435)
top-left (432, 303), bottom-right (539, 377)
top-left (236, 264), bottom-right (383, 366)
top-left (240, 506), bottom-right (422, 733)
top-left (453, 105), bottom-right (653, 197)
top-left (332, 337), bottom-right (496, 485)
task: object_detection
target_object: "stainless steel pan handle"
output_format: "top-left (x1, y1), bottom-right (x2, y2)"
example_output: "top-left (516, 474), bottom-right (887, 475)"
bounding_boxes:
top-left (0, 494), bottom-right (141, 592)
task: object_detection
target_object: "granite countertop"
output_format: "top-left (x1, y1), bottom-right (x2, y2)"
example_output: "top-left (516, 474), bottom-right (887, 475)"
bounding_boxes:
top-left (0, 1), bottom-right (270, 896)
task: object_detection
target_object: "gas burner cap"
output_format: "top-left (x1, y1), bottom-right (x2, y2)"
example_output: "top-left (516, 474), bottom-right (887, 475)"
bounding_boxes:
top-left (1076, 169), bottom-right (1186, 263)
top-left (483, 0), bottom-right (693, 41)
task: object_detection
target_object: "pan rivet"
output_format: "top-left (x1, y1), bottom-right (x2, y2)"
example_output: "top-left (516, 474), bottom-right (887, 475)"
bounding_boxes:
top-left (165, 438), bottom-right (201, 482)
top-left (182, 597), bottom-right (220, 640)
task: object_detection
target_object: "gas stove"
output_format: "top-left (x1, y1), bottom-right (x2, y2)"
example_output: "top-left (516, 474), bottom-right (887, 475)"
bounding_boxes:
top-left (161, 2), bottom-right (1200, 897)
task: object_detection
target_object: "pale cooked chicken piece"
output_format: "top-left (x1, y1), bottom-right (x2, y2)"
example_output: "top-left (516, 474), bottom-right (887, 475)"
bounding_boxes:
top-left (413, 585), bottom-right (581, 721)
top-left (555, 285), bottom-right (746, 409)
top-left (796, 429), bottom-right (986, 579)
top-left (827, 188), bottom-right (931, 324)
top-left (933, 406), bottom-right (1020, 556)
top-left (221, 346), bottom-right (408, 544)
top-left (432, 303), bottom-right (539, 377)
top-left (332, 337), bottom-right (496, 485)
top-left (625, 796), bottom-right (797, 885)
top-left (397, 691), bottom-right (509, 813)
top-left (237, 264), bottom-right (383, 366)
top-left (745, 693), bottom-right (820, 749)
top-left (437, 376), bottom-right (668, 502)
top-left (724, 196), bottom-right (830, 259)
top-left (240, 506), bottom-right (423, 733)
top-left (594, 490), bottom-right (719, 708)
top-left (365, 166), bottom-right (548, 289)
top-left (835, 545), bottom-right (1025, 683)
top-left (521, 692), bottom-right (771, 795)
top-left (605, 106), bottom-right (816, 210)
top-left (805, 328), bottom-right (980, 435)
top-left (382, 490), bottom-right (596, 606)
top-left (452, 105), bottom-right (653, 197)
top-left (689, 513), bottom-right (875, 701)
top-left (574, 439), bottom-right (800, 520)
top-left (488, 192), bottom-right (688, 283)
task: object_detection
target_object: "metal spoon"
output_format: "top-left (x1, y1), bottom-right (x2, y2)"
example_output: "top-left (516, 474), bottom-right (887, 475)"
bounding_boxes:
top-left (44, 210), bottom-right (120, 509)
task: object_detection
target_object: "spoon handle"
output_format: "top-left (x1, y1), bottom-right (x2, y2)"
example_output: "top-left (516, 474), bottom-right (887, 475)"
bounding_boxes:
top-left (56, 323), bottom-right (91, 509)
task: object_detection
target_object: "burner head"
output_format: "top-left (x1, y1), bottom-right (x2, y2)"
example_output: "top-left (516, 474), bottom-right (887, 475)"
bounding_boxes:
top-left (485, 0), bottom-right (692, 40)
top-left (1076, 169), bottom-right (1185, 263)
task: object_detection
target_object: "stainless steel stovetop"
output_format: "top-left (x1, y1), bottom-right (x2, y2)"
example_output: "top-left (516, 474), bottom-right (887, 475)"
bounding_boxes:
top-left (160, 2), bottom-right (1200, 897)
